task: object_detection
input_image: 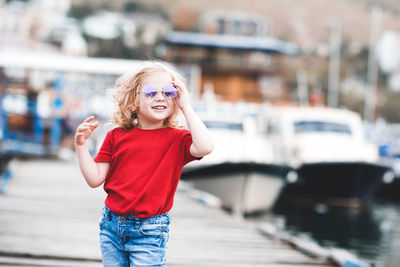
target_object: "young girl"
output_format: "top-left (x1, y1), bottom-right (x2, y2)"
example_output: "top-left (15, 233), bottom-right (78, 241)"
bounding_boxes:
top-left (75, 62), bottom-right (213, 267)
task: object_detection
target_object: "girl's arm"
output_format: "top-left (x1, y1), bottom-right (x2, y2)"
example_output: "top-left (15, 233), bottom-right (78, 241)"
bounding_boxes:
top-left (172, 81), bottom-right (214, 158)
top-left (75, 116), bottom-right (109, 188)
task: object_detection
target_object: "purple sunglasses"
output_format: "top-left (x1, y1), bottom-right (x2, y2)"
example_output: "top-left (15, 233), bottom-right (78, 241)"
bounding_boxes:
top-left (142, 84), bottom-right (178, 98)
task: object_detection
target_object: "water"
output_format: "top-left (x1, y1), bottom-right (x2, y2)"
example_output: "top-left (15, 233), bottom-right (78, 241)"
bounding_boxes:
top-left (251, 197), bottom-right (400, 267)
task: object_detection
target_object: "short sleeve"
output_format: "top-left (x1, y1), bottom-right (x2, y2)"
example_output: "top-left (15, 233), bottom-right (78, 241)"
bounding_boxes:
top-left (181, 130), bottom-right (202, 165)
top-left (94, 130), bottom-right (113, 162)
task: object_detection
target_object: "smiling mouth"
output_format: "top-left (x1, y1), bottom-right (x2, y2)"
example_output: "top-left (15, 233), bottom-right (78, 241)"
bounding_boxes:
top-left (152, 105), bottom-right (166, 110)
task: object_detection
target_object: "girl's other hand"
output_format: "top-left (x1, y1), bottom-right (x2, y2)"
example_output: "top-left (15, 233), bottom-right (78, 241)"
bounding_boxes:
top-left (172, 80), bottom-right (190, 111)
top-left (75, 116), bottom-right (99, 146)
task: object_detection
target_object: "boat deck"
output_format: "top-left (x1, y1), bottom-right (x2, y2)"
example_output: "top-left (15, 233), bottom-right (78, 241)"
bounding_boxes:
top-left (0, 159), bottom-right (334, 266)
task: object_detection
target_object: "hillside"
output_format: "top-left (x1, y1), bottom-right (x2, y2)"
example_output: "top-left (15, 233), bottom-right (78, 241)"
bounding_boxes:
top-left (71, 0), bottom-right (400, 50)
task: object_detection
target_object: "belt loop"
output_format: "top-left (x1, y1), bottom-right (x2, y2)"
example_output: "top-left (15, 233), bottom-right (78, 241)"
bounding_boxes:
top-left (105, 206), bottom-right (111, 221)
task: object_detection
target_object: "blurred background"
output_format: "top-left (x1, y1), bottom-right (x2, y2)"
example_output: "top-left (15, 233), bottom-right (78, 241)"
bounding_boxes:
top-left (1, 0), bottom-right (400, 266)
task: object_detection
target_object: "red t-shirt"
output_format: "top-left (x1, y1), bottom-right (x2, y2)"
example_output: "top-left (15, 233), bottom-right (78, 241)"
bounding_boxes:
top-left (94, 127), bottom-right (199, 218)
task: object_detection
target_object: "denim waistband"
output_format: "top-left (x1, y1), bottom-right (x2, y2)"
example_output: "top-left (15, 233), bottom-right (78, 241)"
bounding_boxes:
top-left (102, 205), bottom-right (170, 224)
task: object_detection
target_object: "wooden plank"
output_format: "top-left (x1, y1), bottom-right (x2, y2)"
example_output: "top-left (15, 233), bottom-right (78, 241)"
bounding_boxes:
top-left (0, 159), bottom-right (334, 266)
top-left (0, 256), bottom-right (101, 267)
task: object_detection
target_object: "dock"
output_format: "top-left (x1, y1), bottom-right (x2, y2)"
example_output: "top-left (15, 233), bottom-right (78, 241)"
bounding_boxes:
top-left (0, 158), bottom-right (335, 266)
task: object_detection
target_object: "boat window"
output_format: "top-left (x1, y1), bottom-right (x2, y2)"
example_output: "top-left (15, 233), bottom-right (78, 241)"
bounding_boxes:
top-left (294, 121), bottom-right (352, 135)
top-left (204, 121), bottom-right (244, 131)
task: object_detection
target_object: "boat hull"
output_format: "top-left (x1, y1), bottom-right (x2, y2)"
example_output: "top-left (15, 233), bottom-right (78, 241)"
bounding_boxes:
top-left (282, 162), bottom-right (391, 203)
top-left (375, 177), bottom-right (400, 201)
top-left (181, 163), bottom-right (292, 215)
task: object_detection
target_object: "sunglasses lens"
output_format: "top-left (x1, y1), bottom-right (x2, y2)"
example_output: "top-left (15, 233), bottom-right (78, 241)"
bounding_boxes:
top-left (163, 84), bottom-right (177, 98)
top-left (143, 85), bottom-right (157, 97)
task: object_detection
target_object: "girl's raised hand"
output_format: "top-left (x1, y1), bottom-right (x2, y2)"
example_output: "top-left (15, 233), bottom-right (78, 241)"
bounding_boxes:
top-left (171, 80), bottom-right (190, 111)
top-left (75, 116), bottom-right (99, 146)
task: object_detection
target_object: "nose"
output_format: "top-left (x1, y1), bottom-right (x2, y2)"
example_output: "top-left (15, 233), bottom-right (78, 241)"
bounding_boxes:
top-left (154, 91), bottom-right (165, 101)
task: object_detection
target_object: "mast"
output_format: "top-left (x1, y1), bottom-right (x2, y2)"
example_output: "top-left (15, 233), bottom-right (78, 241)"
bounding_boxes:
top-left (327, 22), bottom-right (342, 108)
top-left (364, 7), bottom-right (382, 122)
top-left (296, 71), bottom-right (308, 106)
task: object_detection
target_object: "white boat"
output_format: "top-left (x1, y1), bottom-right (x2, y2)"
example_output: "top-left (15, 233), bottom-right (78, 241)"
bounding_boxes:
top-left (261, 105), bottom-right (394, 205)
top-left (181, 107), bottom-right (293, 215)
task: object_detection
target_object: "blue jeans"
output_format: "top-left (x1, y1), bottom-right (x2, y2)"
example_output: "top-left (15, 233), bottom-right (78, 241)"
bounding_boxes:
top-left (99, 206), bottom-right (170, 267)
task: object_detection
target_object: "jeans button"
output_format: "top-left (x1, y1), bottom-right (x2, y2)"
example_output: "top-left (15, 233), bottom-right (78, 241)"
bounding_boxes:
top-left (120, 217), bottom-right (126, 223)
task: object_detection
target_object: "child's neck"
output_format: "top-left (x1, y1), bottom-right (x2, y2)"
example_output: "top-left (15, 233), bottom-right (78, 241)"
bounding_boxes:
top-left (137, 120), bottom-right (164, 130)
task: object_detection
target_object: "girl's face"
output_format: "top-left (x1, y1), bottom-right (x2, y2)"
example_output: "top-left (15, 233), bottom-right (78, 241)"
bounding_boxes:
top-left (136, 71), bottom-right (176, 129)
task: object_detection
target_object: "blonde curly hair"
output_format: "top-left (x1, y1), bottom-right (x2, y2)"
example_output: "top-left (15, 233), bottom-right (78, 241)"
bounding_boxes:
top-left (112, 61), bottom-right (185, 130)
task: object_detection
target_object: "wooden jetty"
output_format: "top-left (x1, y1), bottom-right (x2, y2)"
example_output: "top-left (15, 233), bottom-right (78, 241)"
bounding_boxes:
top-left (0, 159), bottom-right (334, 266)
